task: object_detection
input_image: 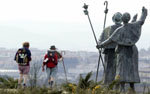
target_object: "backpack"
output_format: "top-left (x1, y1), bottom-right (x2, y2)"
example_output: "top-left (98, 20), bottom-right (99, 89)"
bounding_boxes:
top-left (15, 48), bottom-right (28, 65)
top-left (47, 51), bottom-right (58, 65)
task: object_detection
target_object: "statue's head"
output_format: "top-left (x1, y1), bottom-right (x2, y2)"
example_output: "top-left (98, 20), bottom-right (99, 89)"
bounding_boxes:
top-left (122, 12), bottom-right (131, 24)
top-left (112, 12), bottom-right (122, 24)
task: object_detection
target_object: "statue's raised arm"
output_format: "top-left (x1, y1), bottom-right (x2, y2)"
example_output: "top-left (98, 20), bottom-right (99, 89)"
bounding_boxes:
top-left (137, 7), bottom-right (148, 25)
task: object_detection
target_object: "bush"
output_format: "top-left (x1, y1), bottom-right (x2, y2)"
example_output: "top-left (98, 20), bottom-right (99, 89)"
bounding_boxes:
top-left (0, 76), bottom-right (18, 89)
top-left (1, 73), bottom-right (150, 94)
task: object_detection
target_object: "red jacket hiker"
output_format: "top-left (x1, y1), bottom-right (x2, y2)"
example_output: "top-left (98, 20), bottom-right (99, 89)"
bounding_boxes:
top-left (43, 50), bottom-right (62, 68)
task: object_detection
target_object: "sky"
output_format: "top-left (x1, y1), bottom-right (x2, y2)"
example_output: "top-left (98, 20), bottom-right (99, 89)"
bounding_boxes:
top-left (0, 0), bottom-right (149, 51)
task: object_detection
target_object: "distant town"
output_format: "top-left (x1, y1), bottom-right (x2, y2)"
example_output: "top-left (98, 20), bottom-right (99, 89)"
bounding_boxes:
top-left (0, 47), bottom-right (150, 83)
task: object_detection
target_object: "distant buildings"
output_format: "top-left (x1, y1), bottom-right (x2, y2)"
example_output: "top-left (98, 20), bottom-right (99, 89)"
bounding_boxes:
top-left (0, 48), bottom-right (150, 83)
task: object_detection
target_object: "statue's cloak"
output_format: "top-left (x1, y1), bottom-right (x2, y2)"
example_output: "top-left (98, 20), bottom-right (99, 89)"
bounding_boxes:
top-left (109, 22), bottom-right (142, 83)
top-left (99, 24), bottom-right (122, 84)
top-left (110, 22), bottom-right (141, 46)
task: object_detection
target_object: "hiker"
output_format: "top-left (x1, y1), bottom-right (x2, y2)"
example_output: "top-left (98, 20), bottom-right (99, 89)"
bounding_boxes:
top-left (14, 42), bottom-right (31, 88)
top-left (42, 45), bottom-right (62, 88)
top-left (98, 7), bottom-right (147, 92)
top-left (97, 12), bottom-right (122, 85)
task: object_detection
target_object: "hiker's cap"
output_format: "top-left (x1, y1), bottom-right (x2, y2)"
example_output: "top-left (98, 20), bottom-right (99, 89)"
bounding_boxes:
top-left (50, 45), bottom-right (56, 50)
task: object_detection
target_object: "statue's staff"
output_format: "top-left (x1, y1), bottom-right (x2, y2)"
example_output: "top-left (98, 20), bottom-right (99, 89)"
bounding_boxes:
top-left (83, 3), bottom-right (105, 82)
top-left (83, 3), bottom-right (98, 44)
top-left (103, 1), bottom-right (108, 30)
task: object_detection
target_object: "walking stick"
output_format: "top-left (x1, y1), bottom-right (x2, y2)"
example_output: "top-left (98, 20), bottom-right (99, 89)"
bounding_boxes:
top-left (83, 3), bottom-right (105, 82)
top-left (61, 51), bottom-right (68, 83)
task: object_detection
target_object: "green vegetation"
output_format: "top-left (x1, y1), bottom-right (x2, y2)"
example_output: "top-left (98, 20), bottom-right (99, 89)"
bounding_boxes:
top-left (0, 73), bottom-right (150, 94)
top-left (0, 76), bottom-right (18, 89)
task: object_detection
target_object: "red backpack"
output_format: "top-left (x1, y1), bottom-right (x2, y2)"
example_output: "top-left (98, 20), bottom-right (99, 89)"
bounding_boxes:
top-left (45, 51), bottom-right (58, 68)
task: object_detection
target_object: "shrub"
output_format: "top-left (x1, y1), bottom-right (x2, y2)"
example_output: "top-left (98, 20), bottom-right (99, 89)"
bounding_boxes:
top-left (0, 76), bottom-right (18, 89)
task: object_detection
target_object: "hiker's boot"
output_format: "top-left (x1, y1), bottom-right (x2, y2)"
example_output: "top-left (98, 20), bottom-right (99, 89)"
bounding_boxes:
top-left (17, 84), bottom-right (22, 89)
top-left (50, 81), bottom-right (54, 88)
top-left (48, 81), bottom-right (54, 89)
top-left (23, 83), bottom-right (27, 89)
top-left (48, 82), bottom-right (52, 89)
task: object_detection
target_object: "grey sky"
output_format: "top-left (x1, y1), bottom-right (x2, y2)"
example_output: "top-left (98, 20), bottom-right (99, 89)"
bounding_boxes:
top-left (0, 0), bottom-right (149, 51)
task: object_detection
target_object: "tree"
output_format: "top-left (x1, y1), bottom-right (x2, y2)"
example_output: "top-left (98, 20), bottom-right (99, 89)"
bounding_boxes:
top-left (28, 60), bottom-right (42, 88)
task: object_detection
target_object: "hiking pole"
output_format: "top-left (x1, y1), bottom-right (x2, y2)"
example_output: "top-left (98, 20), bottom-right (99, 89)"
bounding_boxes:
top-left (61, 51), bottom-right (68, 83)
top-left (83, 3), bottom-right (105, 82)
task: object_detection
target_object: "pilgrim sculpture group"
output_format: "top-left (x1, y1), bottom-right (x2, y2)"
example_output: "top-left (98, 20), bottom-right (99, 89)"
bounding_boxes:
top-left (96, 7), bottom-right (148, 92)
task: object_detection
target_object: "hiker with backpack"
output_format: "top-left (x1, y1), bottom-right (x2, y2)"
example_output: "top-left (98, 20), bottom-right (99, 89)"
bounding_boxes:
top-left (42, 45), bottom-right (62, 88)
top-left (14, 42), bottom-right (31, 88)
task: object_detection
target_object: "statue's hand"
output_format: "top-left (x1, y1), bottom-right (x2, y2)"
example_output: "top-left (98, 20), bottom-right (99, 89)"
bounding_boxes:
top-left (96, 45), bottom-right (100, 49)
top-left (96, 44), bottom-right (104, 49)
top-left (142, 7), bottom-right (148, 15)
top-left (133, 14), bottom-right (138, 21)
top-left (131, 14), bottom-right (138, 22)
